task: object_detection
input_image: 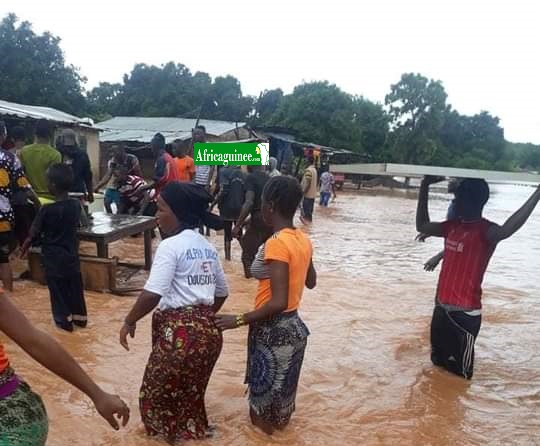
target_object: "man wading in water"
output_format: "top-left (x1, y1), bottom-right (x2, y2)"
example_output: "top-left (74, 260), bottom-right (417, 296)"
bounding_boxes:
top-left (417, 175), bottom-right (540, 379)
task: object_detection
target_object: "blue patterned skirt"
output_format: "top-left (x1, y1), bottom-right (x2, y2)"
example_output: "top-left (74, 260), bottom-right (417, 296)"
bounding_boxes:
top-left (245, 311), bottom-right (309, 426)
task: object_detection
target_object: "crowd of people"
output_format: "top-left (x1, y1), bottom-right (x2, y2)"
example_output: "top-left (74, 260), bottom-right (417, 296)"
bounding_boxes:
top-left (3, 116), bottom-right (536, 445)
top-left (0, 116), bottom-right (540, 445)
top-left (0, 118), bottom-right (337, 444)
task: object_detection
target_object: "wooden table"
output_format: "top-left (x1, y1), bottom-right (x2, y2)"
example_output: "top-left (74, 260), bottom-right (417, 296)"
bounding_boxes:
top-left (77, 212), bottom-right (157, 270)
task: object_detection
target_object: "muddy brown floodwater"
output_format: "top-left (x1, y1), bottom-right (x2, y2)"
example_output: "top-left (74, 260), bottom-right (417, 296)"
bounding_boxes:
top-left (2, 184), bottom-right (540, 445)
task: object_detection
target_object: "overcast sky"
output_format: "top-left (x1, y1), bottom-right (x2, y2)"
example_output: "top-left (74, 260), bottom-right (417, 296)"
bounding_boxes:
top-left (2, 0), bottom-right (539, 143)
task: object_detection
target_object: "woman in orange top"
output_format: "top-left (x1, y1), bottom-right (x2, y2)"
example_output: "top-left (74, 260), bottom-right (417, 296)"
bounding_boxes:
top-left (216, 176), bottom-right (316, 435)
top-left (0, 291), bottom-right (129, 444)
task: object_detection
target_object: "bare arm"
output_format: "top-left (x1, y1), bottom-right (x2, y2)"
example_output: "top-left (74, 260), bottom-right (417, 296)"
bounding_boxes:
top-left (487, 185), bottom-right (540, 244)
top-left (416, 176), bottom-right (444, 237)
top-left (234, 190), bottom-right (254, 229)
top-left (212, 296), bottom-right (227, 314)
top-left (132, 160), bottom-right (143, 178)
top-left (83, 155), bottom-right (94, 202)
top-left (135, 192), bottom-right (152, 216)
top-left (207, 166), bottom-right (216, 189)
top-left (94, 169), bottom-right (113, 192)
top-left (424, 250), bottom-right (445, 272)
top-left (210, 184), bottom-right (224, 211)
top-left (0, 294), bottom-right (129, 429)
top-left (120, 291), bottom-right (160, 351)
top-left (305, 258), bottom-right (317, 289)
top-left (215, 260), bottom-right (289, 331)
top-left (27, 188), bottom-right (41, 211)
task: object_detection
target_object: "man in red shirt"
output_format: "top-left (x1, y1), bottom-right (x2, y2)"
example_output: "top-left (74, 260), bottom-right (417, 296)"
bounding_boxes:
top-left (417, 176), bottom-right (540, 379)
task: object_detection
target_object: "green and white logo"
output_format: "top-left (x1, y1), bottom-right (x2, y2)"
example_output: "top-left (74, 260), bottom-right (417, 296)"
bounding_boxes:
top-left (194, 142), bottom-right (270, 166)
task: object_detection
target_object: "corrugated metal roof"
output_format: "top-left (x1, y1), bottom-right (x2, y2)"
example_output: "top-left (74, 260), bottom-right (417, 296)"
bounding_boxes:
top-left (260, 130), bottom-right (356, 155)
top-left (0, 99), bottom-right (96, 128)
top-left (99, 117), bottom-right (246, 143)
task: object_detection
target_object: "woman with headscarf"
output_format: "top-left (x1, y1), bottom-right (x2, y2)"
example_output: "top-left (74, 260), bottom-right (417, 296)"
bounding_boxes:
top-left (119, 182), bottom-right (228, 443)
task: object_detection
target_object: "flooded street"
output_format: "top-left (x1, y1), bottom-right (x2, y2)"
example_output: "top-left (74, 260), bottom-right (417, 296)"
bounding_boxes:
top-left (2, 184), bottom-right (540, 445)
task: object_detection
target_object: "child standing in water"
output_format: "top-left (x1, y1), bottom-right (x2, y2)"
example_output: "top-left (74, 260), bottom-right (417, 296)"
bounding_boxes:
top-left (21, 164), bottom-right (87, 332)
top-left (417, 176), bottom-right (540, 379)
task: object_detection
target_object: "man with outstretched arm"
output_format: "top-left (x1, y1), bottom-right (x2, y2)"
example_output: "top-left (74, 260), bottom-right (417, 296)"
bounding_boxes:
top-left (417, 175), bottom-right (540, 379)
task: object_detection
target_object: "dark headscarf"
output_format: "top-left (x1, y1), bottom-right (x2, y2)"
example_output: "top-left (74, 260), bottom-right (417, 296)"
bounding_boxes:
top-left (160, 182), bottom-right (224, 231)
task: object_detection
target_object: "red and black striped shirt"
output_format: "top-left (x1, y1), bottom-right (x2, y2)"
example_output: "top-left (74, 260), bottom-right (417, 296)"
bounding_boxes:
top-left (437, 219), bottom-right (495, 310)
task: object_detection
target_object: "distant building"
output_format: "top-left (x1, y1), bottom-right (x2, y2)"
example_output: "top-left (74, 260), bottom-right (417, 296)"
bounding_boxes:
top-left (0, 99), bottom-right (101, 177)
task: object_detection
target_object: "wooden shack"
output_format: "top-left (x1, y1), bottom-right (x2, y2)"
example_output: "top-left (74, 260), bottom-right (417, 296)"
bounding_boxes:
top-left (0, 99), bottom-right (101, 178)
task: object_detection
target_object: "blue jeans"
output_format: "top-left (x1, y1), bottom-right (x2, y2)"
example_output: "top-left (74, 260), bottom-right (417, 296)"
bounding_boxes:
top-left (104, 188), bottom-right (121, 206)
top-left (320, 191), bottom-right (331, 207)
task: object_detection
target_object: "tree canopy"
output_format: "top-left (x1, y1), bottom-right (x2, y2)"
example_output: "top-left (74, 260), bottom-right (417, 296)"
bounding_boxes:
top-left (2, 13), bottom-right (540, 171)
top-left (87, 63), bottom-right (254, 122)
top-left (0, 14), bottom-right (86, 115)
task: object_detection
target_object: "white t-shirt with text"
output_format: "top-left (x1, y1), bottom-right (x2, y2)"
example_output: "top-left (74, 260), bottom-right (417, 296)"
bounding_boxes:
top-left (144, 229), bottom-right (228, 310)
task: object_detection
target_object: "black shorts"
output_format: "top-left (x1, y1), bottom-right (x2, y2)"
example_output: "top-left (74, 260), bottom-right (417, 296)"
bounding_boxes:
top-left (0, 231), bottom-right (16, 264)
top-left (430, 305), bottom-right (482, 379)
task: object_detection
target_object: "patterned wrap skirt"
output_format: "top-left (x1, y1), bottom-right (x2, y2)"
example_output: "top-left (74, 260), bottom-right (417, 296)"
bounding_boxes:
top-left (245, 311), bottom-right (309, 427)
top-left (0, 368), bottom-right (48, 446)
top-left (139, 305), bottom-right (222, 442)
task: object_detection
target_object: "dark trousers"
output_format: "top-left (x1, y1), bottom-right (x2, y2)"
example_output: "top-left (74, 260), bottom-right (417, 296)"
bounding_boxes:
top-left (240, 212), bottom-right (273, 278)
top-left (431, 305), bottom-right (481, 380)
top-left (302, 198), bottom-right (315, 221)
top-left (46, 273), bottom-right (88, 330)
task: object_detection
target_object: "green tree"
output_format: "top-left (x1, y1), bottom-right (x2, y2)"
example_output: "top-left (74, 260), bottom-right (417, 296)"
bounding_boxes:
top-left (385, 73), bottom-right (448, 164)
top-left (509, 142), bottom-right (540, 170)
top-left (270, 82), bottom-right (360, 150)
top-left (114, 62), bottom-right (198, 116)
top-left (86, 82), bottom-right (122, 121)
top-left (251, 89), bottom-right (284, 124)
top-left (468, 111), bottom-right (506, 166)
top-left (439, 109), bottom-right (508, 169)
top-left (206, 75), bottom-right (254, 122)
top-left (351, 97), bottom-right (389, 160)
top-left (103, 63), bottom-right (252, 121)
top-left (0, 13), bottom-right (86, 115)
